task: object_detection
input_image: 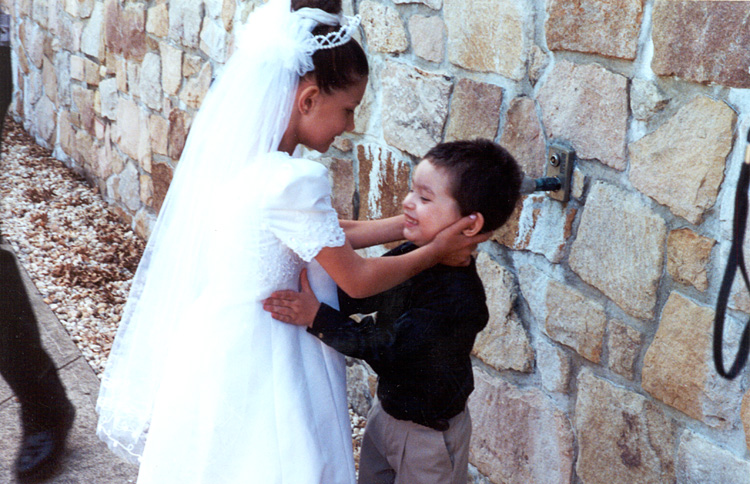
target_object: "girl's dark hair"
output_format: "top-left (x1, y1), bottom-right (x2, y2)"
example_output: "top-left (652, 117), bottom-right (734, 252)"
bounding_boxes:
top-left (423, 140), bottom-right (523, 233)
top-left (292, 0), bottom-right (369, 93)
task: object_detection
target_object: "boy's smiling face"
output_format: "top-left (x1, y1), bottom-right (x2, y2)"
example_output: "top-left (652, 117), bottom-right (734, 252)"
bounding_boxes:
top-left (402, 159), bottom-right (463, 247)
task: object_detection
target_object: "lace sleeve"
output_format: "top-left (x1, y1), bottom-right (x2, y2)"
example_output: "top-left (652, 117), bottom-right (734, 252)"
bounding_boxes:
top-left (263, 158), bottom-right (346, 262)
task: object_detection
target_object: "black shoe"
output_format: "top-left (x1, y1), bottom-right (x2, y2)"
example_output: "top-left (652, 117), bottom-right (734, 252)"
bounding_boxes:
top-left (15, 400), bottom-right (75, 482)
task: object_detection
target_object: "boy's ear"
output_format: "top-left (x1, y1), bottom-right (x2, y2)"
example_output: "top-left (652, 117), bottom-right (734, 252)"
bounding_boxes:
top-left (462, 212), bottom-right (485, 236)
top-left (297, 83), bottom-right (320, 115)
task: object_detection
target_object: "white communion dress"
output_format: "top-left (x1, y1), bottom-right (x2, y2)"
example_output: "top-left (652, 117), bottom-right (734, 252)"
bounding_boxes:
top-left (132, 153), bottom-right (355, 483)
top-left (96, 2), bottom-right (360, 481)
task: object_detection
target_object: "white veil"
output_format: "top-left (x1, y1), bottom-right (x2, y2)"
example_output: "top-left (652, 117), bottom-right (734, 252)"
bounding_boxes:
top-left (96, 0), bottom-right (351, 463)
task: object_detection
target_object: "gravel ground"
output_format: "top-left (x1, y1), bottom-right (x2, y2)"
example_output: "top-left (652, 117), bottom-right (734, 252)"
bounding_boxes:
top-left (0, 118), bottom-right (365, 465)
top-left (0, 119), bottom-right (144, 376)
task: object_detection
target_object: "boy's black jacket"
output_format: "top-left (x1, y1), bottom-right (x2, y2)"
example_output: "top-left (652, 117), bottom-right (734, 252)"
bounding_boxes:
top-left (309, 242), bottom-right (489, 428)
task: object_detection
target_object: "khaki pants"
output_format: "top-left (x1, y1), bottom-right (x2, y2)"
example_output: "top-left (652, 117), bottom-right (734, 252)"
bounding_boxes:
top-left (357, 398), bottom-right (471, 484)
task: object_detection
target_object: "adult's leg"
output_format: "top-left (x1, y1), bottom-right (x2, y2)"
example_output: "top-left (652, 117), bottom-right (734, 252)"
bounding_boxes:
top-left (0, 18), bottom-right (74, 480)
top-left (0, 249), bottom-right (71, 429)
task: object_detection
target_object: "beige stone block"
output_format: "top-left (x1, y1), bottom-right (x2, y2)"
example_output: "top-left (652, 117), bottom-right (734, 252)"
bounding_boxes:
top-left (536, 338), bottom-right (571, 393)
top-left (381, 61), bottom-right (452, 158)
top-left (150, 161), bottom-right (173, 212)
top-left (168, 108), bottom-right (190, 161)
top-left (607, 319), bottom-right (642, 380)
top-left (146, 3), bottom-right (169, 38)
top-left (149, 114), bottom-right (169, 157)
top-left (58, 14), bottom-right (83, 52)
top-left (104, 0), bottom-right (147, 62)
top-left (569, 181), bottom-right (666, 320)
top-left (65, 0), bottom-right (95, 19)
top-left (74, 129), bottom-right (96, 171)
top-left (42, 57), bottom-right (57, 106)
top-left (115, 56), bottom-right (127, 92)
top-left (71, 85), bottom-right (96, 135)
top-left (492, 194), bottom-right (576, 263)
top-left (409, 15), bottom-right (444, 63)
top-left (393, 0), bottom-right (442, 9)
top-left (114, 97), bottom-right (149, 163)
top-left (546, 0), bottom-right (643, 60)
top-left (500, 97), bottom-right (546, 178)
top-left (58, 110), bottom-right (76, 156)
top-left (15, 41), bottom-right (30, 76)
top-left (80, 1), bottom-right (104, 60)
top-left (332, 137), bottom-right (353, 153)
top-left (360, 1), bottom-right (407, 54)
top-left (444, 78), bottom-right (502, 142)
top-left (630, 78), bottom-right (669, 122)
top-left (33, 95), bottom-right (57, 144)
top-left (473, 252), bottom-right (534, 372)
top-left (575, 368), bottom-right (676, 484)
top-left (652, 0), bottom-right (750, 88)
top-left (545, 280), bottom-right (605, 363)
top-left (139, 52), bottom-right (162, 110)
top-left (179, 62), bottom-right (212, 109)
top-left (200, 17), bottom-right (229, 62)
top-left (160, 41), bottom-right (182, 96)
top-left (182, 54), bottom-right (203, 79)
top-left (222, 0), bottom-right (236, 31)
top-left (667, 228), bottom-right (715, 292)
top-left (571, 167), bottom-right (585, 200)
top-left (538, 60), bottom-right (628, 170)
top-left (99, 77), bottom-right (118, 120)
top-left (742, 391), bottom-right (750, 452)
top-left (528, 45), bottom-right (549, 86)
top-left (83, 57), bottom-right (100, 86)
top-left (629, 96), bottom-right (734, 225)
top-left (469, 369), bottom-right (575, 484)
top-left (168, 0), bottom-right (203, 49)
top-left (444, 0), bottom-right (526, 80)
top-left (353, 76), bottom-right (374, 134)
top-left (139, 174), bottom-right (153, 207)
top-left (677, 430), bottom-right (750, 482)
top-left (642, 292), bottom-right (743, 427)
top-left (23, 21), bottom-right (45, 69)
top-left (134, 209), bottom-right (156, 239)
top-left (324, 157), bottom-right (355, 220)
top-left (356, 144), bottom-right (410, 220)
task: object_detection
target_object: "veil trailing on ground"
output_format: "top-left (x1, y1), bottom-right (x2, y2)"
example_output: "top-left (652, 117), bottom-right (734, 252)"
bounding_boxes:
top-left (96, 0), bottom-right (355, 463)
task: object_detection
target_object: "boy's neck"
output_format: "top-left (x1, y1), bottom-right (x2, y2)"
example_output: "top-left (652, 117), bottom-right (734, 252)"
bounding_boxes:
top-left (412, 241), bottom-right (472, 267)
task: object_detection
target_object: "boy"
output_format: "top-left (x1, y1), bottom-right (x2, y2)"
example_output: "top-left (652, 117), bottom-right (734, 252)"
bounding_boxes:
top-left (263, 139), bottom-right (522, 484)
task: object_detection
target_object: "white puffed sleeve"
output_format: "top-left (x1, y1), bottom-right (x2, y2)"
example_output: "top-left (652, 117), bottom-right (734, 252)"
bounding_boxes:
top-left (262, 156), bottom-right (346, 262)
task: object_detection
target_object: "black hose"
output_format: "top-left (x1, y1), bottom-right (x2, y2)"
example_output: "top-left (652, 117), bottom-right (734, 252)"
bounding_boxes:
top-left (713, 129), bottom-right (750, 379)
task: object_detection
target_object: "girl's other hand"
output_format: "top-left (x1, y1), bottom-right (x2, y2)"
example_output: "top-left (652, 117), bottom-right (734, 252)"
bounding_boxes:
top-left (431, 215), bottom-right (491, 266)
top-left (262, 269), bottom-right (321, 327)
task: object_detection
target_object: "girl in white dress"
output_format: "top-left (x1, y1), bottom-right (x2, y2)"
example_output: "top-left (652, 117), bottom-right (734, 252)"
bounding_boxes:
top-left (96, 1), bottom-right (482, 482)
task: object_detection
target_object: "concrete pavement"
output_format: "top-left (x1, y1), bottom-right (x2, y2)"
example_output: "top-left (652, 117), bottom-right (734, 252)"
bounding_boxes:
top-left (0, 241), bottom-right (138, 483)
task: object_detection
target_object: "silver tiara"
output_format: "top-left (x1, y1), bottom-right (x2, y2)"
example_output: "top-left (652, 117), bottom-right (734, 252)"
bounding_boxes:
top-left (307, 14), bottom-right (361, 51)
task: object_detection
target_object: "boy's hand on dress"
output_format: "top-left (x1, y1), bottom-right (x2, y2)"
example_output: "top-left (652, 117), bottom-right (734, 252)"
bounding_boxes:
top-left (262, 269), bottom-right (320, 327)
top-left (431, 215), bottom-right (491, 266)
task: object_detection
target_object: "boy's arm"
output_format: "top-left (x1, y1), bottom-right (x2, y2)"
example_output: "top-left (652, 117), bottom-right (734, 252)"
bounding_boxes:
top-left (316, 215), bottom-right (487, 298)
top-left (262, 270), bottom-right (394, 361)
top-left (339, 216), bottom-right (405, 250)
top-left (263, 271), bottom-right (396, 365)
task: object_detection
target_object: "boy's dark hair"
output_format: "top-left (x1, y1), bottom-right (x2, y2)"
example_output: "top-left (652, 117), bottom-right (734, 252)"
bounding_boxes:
top-left (292, 0), bottom-right (369, 94)
top-left (423, 139), bottom-right (522, 233)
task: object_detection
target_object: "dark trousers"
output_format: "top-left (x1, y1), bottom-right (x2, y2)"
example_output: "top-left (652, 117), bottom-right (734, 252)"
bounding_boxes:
top-left (1, 45), bottom-right (10, 136)
top-left (0, 249), bottom-right (69, 429)
top-left (0, 42), bottom-right (69, 431)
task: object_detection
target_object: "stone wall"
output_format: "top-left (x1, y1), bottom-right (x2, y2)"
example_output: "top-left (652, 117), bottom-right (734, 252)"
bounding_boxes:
top-left (5, 0), bottom-right (750, 482)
